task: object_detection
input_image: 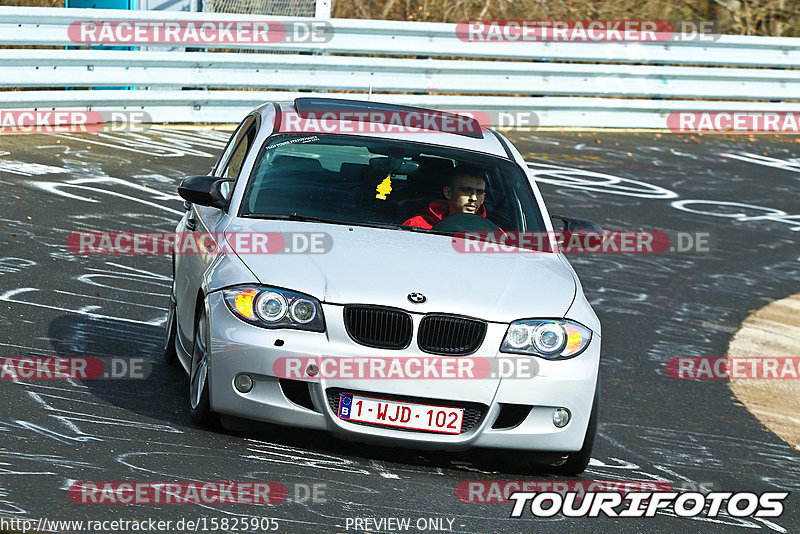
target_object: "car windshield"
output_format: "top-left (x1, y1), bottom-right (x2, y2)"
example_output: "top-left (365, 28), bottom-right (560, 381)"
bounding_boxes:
top-left (239, 134), bottom-right (546, 234)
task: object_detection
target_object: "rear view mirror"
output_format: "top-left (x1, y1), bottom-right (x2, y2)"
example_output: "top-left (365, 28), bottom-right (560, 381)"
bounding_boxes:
top-left (178, 175), bottom-right (231, 210)
top-left (369, 157), bottom-right (420, 175)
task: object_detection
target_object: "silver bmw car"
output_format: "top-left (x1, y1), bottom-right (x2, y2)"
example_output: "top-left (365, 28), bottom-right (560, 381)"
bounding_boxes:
top-left (165, 98), bottom-right (601, 475)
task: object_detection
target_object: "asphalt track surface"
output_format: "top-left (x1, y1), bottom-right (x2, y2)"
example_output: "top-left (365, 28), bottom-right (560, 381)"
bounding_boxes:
top-left (0, 128), bottom-right (799, 533)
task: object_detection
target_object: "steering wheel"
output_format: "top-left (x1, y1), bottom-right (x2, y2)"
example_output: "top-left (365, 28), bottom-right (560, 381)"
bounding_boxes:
top-left (430, 212), bottom-right (503, 233)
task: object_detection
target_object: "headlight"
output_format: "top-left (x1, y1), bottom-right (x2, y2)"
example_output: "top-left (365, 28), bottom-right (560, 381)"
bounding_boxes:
top-left (501, 319), bottom-right (592, 359)
top-left (531, 322), bottom-right (566, 355)
top-left (256, 291), bottom-right (288, 322)
top-left (223, 285), bottom-right (325, 332)
top-left (290, 299), bottom-right (317, 324)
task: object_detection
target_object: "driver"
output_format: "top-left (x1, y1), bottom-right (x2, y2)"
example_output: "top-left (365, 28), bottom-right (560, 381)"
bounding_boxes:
top-left (403, 165), bottom-right (489, 229)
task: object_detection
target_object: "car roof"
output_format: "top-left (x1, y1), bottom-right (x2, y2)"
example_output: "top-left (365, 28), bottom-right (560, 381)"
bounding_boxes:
top-left (252, 98), bottom-right (510, 159)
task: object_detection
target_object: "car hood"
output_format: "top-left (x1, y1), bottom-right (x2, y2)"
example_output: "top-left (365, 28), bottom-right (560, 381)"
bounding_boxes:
top-left (224, 220), bottom-right (577, 323)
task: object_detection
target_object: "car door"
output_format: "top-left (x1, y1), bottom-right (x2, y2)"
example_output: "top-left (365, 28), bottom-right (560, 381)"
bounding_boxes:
top-left (175, 114), bottom-right (260, 350)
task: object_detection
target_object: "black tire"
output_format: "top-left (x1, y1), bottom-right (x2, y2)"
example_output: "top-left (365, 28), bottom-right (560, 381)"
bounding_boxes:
top-left (163, 296), bottom-right (178, 365)
top-left (188, 309), bottom-right (218, 427)
top-left (549, 379), bottom-right (600, 476)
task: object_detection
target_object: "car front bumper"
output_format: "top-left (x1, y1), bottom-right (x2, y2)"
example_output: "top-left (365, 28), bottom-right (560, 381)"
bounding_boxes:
top-left (204, 291), bottom-right (600, 452)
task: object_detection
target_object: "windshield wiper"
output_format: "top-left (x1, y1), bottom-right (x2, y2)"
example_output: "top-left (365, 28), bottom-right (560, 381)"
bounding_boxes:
top-left (391, 224), bottom-right (452, 236)
top-left (243, 212), bottom-right (454, 236)
top-left (243, 212), bottom-right (351, 225)
top-left (286, 213), bottom-right (352, 225)
top-left (244, 212), bottom-right (400, 231)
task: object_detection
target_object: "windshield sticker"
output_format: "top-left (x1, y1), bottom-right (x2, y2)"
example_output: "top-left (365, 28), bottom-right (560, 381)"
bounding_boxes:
top-left (267, 135), bottom-right (320, 150)
top-left (375, 175), bottom-right (393, 200)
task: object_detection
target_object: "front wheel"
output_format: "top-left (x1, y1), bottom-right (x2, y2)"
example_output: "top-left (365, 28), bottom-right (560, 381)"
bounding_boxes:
top-left (189, 310), bottom-right (217, 426)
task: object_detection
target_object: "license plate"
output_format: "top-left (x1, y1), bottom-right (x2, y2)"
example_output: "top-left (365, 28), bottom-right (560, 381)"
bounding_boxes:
top-left (338, 393), bottom-right (464, 434)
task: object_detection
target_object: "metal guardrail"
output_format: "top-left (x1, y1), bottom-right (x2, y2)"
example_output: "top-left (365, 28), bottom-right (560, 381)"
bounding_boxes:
top-left (1, 6), bottom-right (800, 128)
top-left (3, 50), bottom-right (799, 100)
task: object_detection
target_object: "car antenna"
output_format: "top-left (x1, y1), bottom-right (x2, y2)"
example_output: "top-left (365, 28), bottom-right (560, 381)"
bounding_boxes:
top-left (368, 82), bottom-right (372, 101)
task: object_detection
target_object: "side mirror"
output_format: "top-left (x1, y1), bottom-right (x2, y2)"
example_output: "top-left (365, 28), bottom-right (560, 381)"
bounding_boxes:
top-left (551, 214), bottom-right (603, 233)
top-left (178, 175), bottom-right (230, 210)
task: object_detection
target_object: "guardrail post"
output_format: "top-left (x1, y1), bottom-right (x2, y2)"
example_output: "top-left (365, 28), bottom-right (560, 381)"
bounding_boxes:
top-left (315, 0), bottom-right (331, 19)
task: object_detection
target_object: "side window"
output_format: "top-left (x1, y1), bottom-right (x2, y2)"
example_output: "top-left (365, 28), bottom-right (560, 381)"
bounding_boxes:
top-left (213, 115), bottom-right (256, 179)
top-left (221, 125), bottom-right (256, 181)
top-left (216, 117), bottom-right (258, 201)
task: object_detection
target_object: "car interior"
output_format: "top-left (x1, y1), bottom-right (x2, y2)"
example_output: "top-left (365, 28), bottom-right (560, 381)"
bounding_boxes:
top-left (242, 138), bottom-right (532, 233)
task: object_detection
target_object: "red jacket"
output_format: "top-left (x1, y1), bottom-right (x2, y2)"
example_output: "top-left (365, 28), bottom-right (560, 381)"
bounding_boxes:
top-left (403, 201), bottom-right (488, 229)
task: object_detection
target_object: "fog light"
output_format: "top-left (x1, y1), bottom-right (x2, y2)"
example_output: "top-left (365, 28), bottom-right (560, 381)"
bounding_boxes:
top-left (553, 407), bottom-right (570, 428)
top-left (306, 363), bottom-right (319, 377)
top-left (234, 374), bottom-right (253, 393)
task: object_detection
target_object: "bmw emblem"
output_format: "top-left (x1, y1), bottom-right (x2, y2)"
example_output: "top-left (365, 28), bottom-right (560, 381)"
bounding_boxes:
top-left (407, 292), bottom-right (426, 304)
